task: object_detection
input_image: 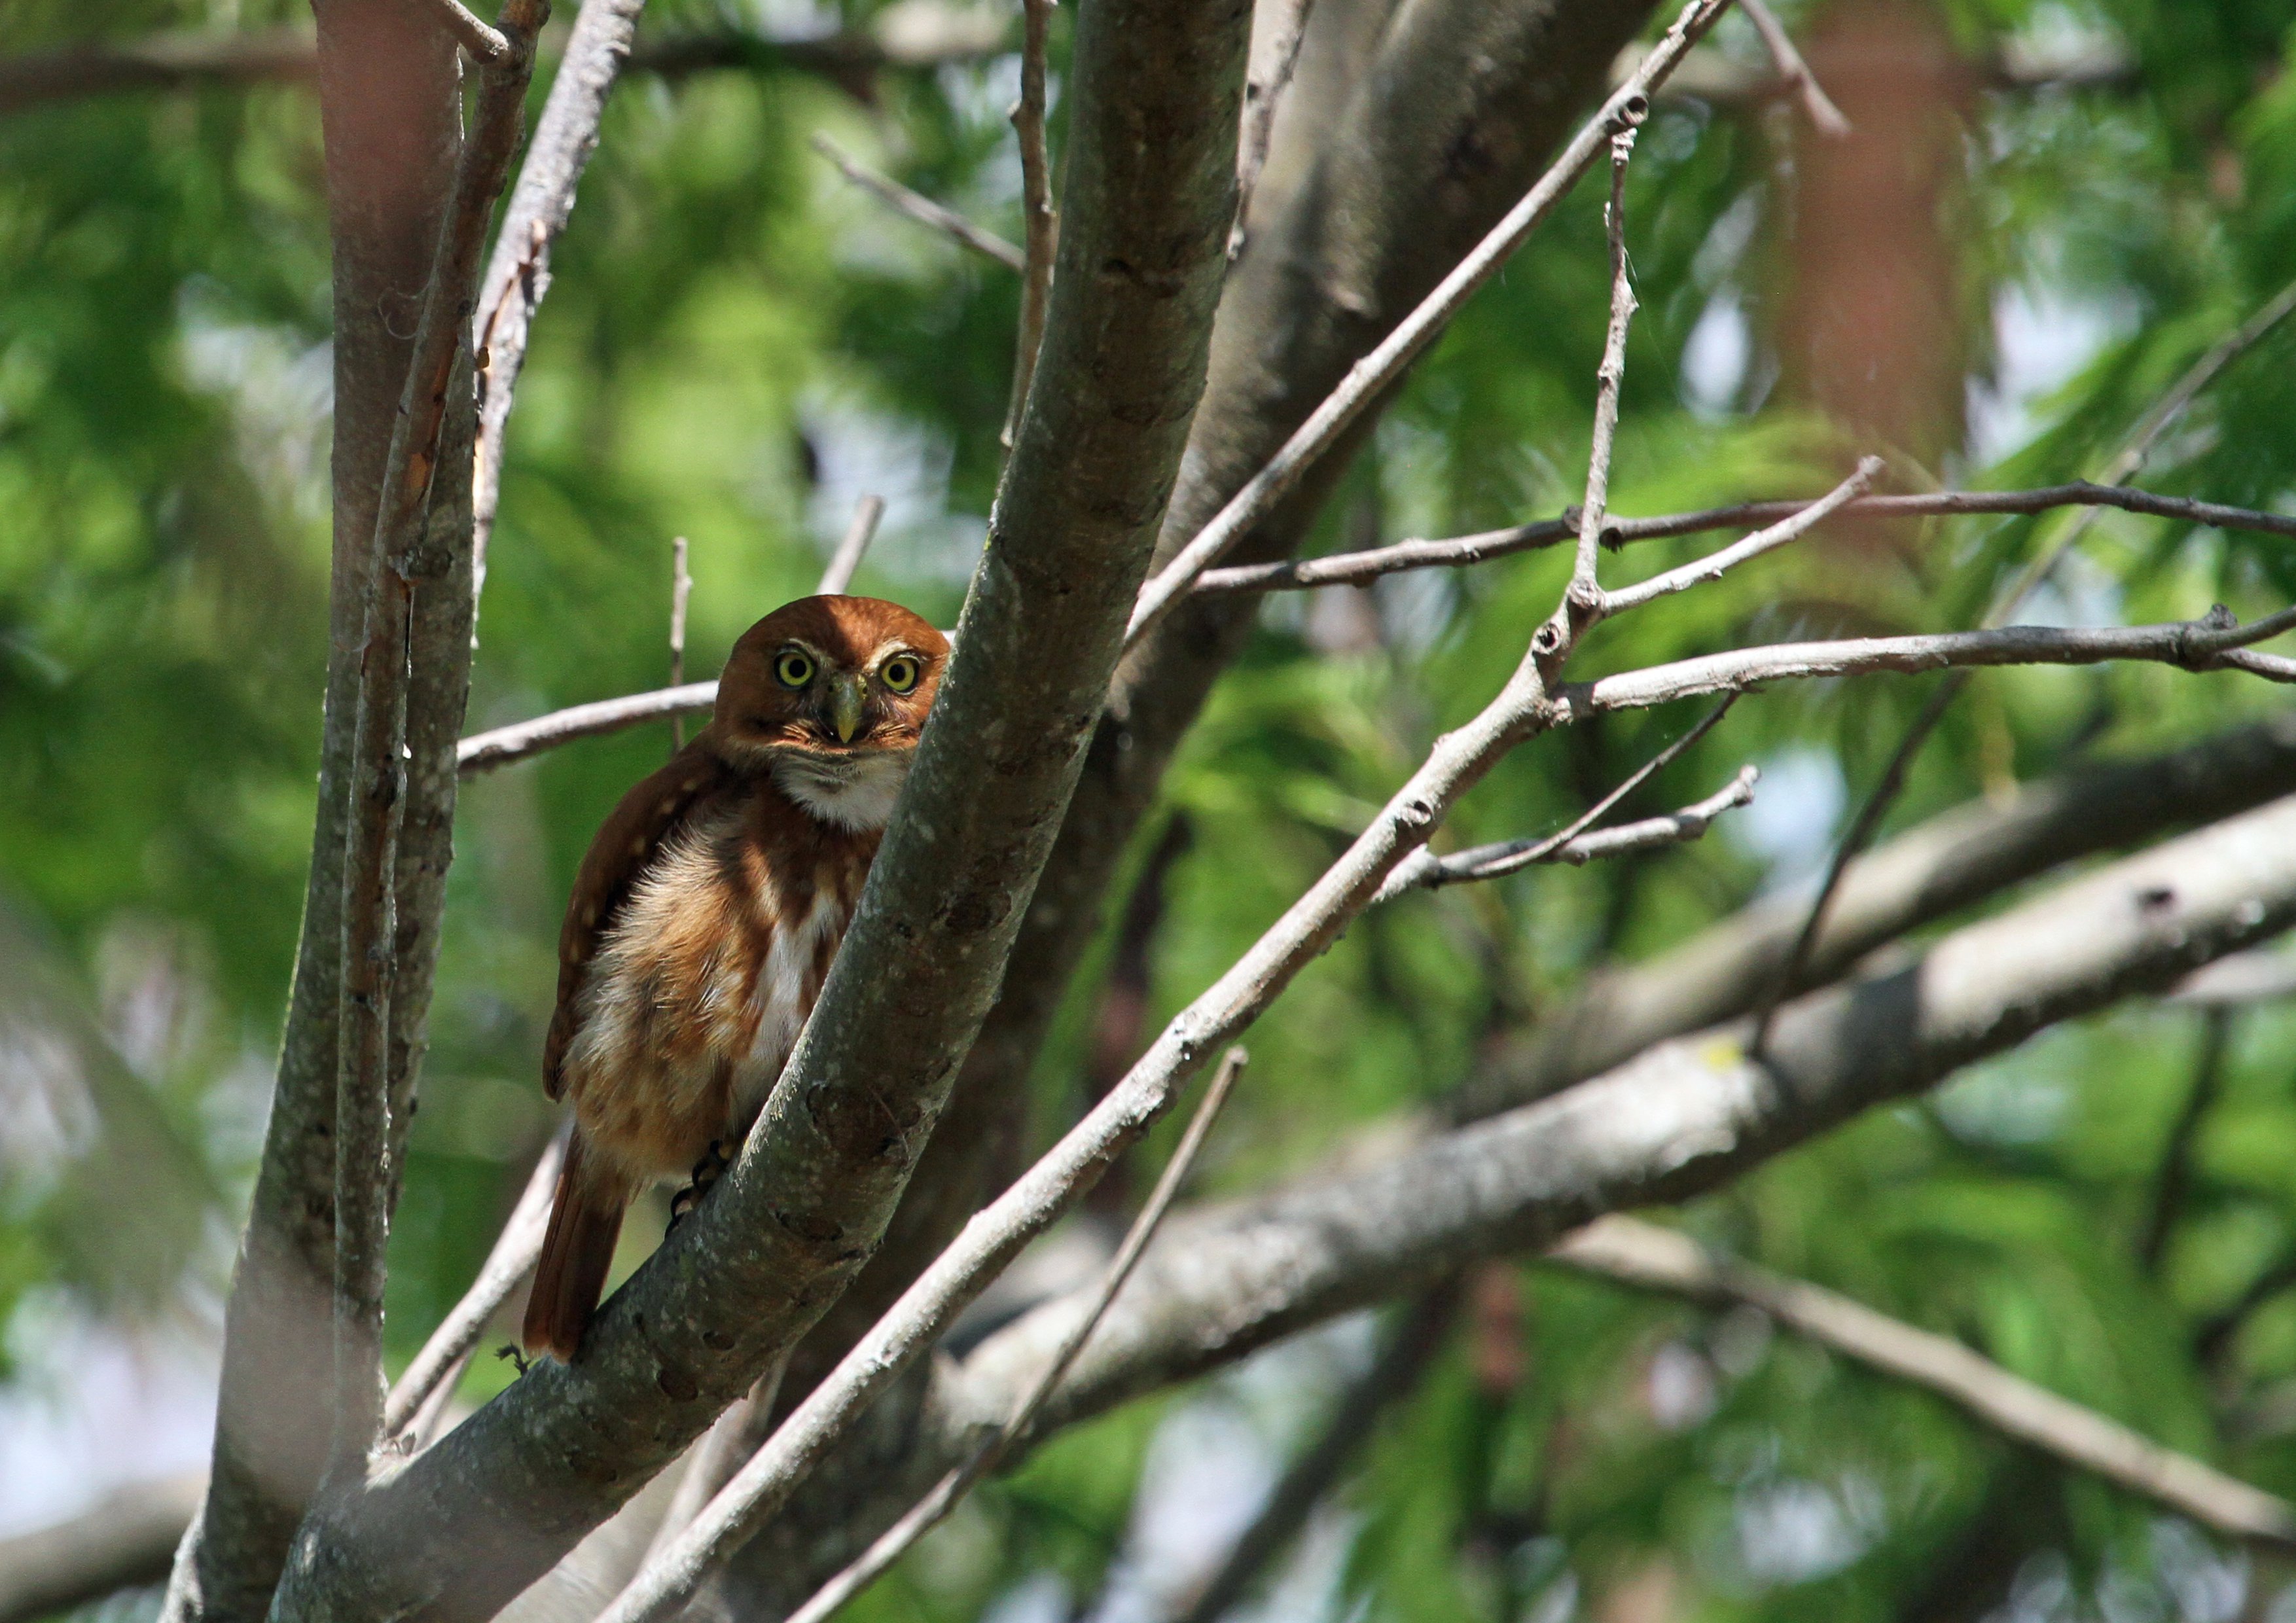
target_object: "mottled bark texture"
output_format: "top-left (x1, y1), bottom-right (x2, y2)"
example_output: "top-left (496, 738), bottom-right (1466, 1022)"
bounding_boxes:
top-left (708, 785), bottom-right (2296, 1606)
top-left (948, 789), bottom-right (2296, 1459)
top-left (757, 0), bottom-right (1666, 1506)
top-left (162, 8), bottom-right (463, 1619)
top-left (1458, 708), bottom-right (2296, 1116)
top-left (261, 0), bottom-right (1251, 1615)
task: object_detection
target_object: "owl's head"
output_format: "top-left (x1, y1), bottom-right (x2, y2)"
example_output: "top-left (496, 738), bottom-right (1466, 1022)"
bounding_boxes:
top-left (710, 596), bottom-right (949, 830)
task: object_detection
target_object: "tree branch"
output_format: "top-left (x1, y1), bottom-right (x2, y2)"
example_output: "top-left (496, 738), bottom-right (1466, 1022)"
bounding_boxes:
top-left (1001, 0), bottom-right (1057, 446)
top-left (422, 0), bottom-right (512, 67)
top-left (816, 495), bottom-right (886, 596)
top-left (381, 1128), bottom-right (567, 1442)
top-left (1375, 696), bottom-right (1739, 901)
top-left (811, 134), bottom-right (1027, 272)
top-left (164, 8), bottom-right (467, 1616)
top-left (321, 0), bottom-right (546, 1483)
top-left (1227, 0), bottom-right (1316, 261)
top-left (1564, 607), bottom-right (2296, 719)
top-left (265, 0), bottom-right (1253, 1611)
top-left (757, 1050), bottom-right (1248, 1623)
top-left (1735, 0), bottom-right (1849, 136)
top-left (1122, 0), bottom-right (1734, 651)
top-left (470, 0), bottom-right (653, 635)
top-left (939, 791), bottom-right (2296, 1474)
top-left (1192, 482), bottom-right (2296, 598)
top-left (1463, 711), bottom-right (2296, 1118)
top-left (1390, 766), bottom-right (1757, 895)
top-left (0, 14), bottom-right (1003, 117)
top-left (1556, 1216), bottom-right (2296, 1546)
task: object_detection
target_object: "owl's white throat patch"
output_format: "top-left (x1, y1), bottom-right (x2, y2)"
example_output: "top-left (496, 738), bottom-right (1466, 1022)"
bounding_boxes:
top-left (771, 750), bottom-right (912, 831)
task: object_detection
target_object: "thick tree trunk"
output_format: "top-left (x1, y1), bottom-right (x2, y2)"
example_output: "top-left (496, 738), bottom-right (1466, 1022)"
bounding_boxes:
top-left (163, 9), bottom-right (463, 1618)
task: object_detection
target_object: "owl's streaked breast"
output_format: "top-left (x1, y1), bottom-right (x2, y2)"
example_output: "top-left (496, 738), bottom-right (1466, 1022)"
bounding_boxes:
top-left (560, 802), bottom-right (865, 1187)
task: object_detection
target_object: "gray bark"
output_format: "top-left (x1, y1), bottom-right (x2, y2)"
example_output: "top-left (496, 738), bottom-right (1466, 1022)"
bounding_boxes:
top-left (967, 787), bottom-right (2296, 1433)
top-left (757, 0), bottom-right (1668, 1514)
top-left (162, 8), bottom-right (463, 1618)
top-left (262, 0), bottom-right (1253, 1613)
top-left (764, 790), bottom-right (2296, 1578)
top-left (1459, 709), bottom-right (2296, 1116)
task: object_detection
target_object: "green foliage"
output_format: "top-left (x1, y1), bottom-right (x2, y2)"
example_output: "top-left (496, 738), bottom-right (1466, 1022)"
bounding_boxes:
top-left (8, 0), bottom-right (2296, 1613)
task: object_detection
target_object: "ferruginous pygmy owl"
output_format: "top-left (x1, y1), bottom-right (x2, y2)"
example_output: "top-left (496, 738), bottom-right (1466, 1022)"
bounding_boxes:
top-left (523, 594), bottom-right (948, 1361)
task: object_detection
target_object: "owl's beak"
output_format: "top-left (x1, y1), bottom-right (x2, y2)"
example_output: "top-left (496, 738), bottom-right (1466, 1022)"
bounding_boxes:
top-left (829, 675), bottom-right (865, 744)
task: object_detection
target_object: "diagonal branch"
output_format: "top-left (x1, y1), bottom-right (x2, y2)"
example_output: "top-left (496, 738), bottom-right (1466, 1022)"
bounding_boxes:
top-left (264, 0), bottom-right (1255, 1611)
top-left (1565, 606), bottom-right (2296, 718)
top-left (1000, 0), bottom-right (1058, 446)
top-left (937, 791), bottom-right (2296, 1482)
top-left (323, 0), bottom-right (547, 1480)
top-left (1553, 1215), bottom-right (2296, 1548)
top-left (1463, 711), bottom-right (2296, 1118)
top-left (812, 134), bottom-right (1027, 272)
top-left (380, 1127), bottom-right (567, 1442)
top-left (1375, 696), bottom-right (1738, 901)
top-left (1193, 482), bottom-right (2296, 598)
top-left (723, 1049), bottom-right (1249, 1623)
top-left (1736, 0), bottom-right (1849, 136)
top-left (469, 0), bottom-right (654, 633)
top-left (1120, 0), bottom-right (1734, 651)
top-left (816, 495), bottom-right (886, 596)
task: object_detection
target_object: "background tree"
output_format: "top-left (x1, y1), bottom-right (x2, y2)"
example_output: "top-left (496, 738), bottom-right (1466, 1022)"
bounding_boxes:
top-left (5, 0), bottom-right (2296, 1620)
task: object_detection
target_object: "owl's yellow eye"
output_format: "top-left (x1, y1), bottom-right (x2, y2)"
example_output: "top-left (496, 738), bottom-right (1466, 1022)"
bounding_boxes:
top-left (880, 654), bottom-right (921, 694)
top-left (774, 649), bottom-right (815, 688)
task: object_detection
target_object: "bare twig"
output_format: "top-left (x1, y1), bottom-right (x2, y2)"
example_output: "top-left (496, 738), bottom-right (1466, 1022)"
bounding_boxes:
top-left (1392, 767), bottom-right (1757, 895)
top-left (1376, 696), bottom-right (1738, 902)
top-left (1566, 606), bottom-right (2296, 719)
top-left (1193, 482), bottom-right (2296, 598)
top-left (592, 1037), bottom-right (1250, 1623)
top-left (1552, 1215), bottom-right (2296, 1549)
top-left (326, 0), bottom-right (545, 1480)
top-left (1227, 0), bottom-right (1316, 260)
top-left (1567, 129), bottom-right (1640, 620)
top-left (1594, 457), bottom-right (1880, 616)
top-left (423, 0), bottom-right (512, 65)
top-left (0, 17), bottom-right (1007, 118)
top-left (817, 495), bottom-right (887, 595)
top-left (669, 537), bottom-right (692, 751)
top-left (1001, 0), bottom-right (1058, 447)
top-left (1736, 0), bottom-right (1848, 136)
top-left (449, 479), bottom-right (2296, 780)
top-left (775, 1050), bottom-right (1251, 1623)
top-left (381, 1126), bottom-right (567, 1442)
top-left (811, 133), bottom-right (1027, 272)
top-left (1121, 0), bottom-right (1735, 652)
top-left (457, 681), bottom-right (719, 775)
top-left (470, 0), bottom-right (653, 639)
top-left (1744, 276), bottom-right (2296, 1052)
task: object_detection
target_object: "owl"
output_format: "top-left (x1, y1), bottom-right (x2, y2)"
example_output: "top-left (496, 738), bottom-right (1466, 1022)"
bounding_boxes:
top-left (523, 595), bottom-right (948, 1361)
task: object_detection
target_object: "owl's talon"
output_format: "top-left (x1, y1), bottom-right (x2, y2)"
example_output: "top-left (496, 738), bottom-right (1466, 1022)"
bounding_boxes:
top-left (667, 1140), bottom-right (734, 1232)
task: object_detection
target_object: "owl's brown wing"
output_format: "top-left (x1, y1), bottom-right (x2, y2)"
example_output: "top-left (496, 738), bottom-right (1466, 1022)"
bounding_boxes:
top-left (543, 742), bottom-right (733, 1100)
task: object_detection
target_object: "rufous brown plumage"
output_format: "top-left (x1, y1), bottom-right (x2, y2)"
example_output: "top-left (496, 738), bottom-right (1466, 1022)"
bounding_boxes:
top-left (522, 595), bottom-right (947, 1361)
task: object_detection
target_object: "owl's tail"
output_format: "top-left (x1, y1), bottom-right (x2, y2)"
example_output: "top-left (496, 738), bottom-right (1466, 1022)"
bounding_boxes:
top-left (523, 1128), bottom-right (630, 1363)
